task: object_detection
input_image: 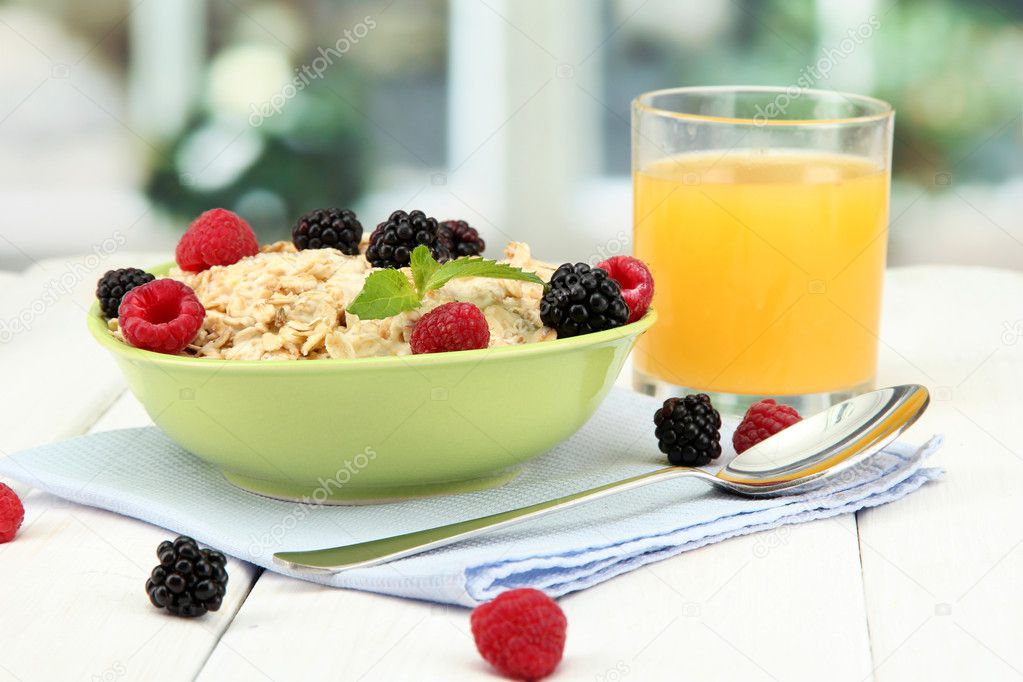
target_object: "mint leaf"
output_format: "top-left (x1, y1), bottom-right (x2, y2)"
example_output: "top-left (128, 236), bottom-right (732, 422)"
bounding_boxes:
top-left (346, 250), bottom-right (546, 321)
top-left (346, 269), bottom-right (420, 320)
top-left (423, 258), bottom-right (545, 293)
top-left (410, 245), bottom-right (439, 296)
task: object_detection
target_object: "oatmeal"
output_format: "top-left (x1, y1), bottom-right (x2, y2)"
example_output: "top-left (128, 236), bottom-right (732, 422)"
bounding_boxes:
top-left (111, 241), bottom-right (556, 360)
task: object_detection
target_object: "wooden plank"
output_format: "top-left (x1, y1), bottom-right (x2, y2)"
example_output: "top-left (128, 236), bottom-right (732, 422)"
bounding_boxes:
top-left (0, 391), bottom-right (261, 681)
top-left (859, 266), bottom-right (1023, 680)
top-left (0, 260), bottom-right (261, 681)
top-left (200, 516), bottom-right (872, 681)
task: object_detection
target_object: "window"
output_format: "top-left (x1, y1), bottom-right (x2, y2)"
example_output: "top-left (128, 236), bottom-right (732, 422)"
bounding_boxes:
top-left (1, 0), bottom-right (1019, 270)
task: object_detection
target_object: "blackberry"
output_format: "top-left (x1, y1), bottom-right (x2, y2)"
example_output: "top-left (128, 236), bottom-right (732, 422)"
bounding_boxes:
top-left (96, 268), bottom-right (155, 318)
top-left (146, 535), bottom-right (228, 618)
top-left (539, 263), bottom-right (629, 338)
top-left (654, 394), bottom-right (723, 466)
top-left (292, 207), bottom-right (362, 255)
top-left (439, 219), bottom-right (486, 258)
top-left (366, 210), bottom-right (450, 268)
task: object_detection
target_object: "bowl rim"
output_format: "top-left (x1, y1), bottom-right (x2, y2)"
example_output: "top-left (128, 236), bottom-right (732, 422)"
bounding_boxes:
top-left (88, 261), bottom-right (657, 370)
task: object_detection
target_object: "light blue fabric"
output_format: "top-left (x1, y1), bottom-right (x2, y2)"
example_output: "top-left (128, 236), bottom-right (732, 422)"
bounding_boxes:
top-left (0, 388), bottom-right (943, 607)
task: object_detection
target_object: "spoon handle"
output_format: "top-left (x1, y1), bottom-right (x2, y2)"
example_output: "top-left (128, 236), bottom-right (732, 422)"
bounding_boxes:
top-left (273, 466), bottom-right (710, 574)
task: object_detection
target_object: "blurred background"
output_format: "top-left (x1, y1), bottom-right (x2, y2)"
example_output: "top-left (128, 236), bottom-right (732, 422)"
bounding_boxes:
top-left (0, 0), bottom-right (1020, 271)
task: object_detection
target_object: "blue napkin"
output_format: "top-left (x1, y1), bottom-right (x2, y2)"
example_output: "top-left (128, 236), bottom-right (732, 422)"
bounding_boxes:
top-left (0, 388), bottom-right (942, 607)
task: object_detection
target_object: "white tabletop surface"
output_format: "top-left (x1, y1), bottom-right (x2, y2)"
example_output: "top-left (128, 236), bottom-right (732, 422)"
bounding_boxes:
top-left (1, 254), bottom-right (1021, 681)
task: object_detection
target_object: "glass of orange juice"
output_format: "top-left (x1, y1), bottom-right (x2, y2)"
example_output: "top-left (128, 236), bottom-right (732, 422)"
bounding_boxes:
top-left (632, 86), bottom-right (894, 415)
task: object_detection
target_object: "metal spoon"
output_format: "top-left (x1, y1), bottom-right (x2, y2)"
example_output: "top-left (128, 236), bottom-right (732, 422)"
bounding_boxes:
top-left (274, 384), bottom-right (929, 575)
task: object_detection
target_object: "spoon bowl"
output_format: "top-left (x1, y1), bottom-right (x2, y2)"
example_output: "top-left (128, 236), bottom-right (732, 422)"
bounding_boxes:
top-left (713, 383), bottom-right (930, 496)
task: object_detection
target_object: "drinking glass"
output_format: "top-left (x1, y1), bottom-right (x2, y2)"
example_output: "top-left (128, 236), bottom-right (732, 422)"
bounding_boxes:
top-left (632, 86), bottom-right (894, 415)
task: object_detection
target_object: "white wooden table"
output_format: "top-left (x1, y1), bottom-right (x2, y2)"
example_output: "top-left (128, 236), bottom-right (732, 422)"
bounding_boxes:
top-left (1, 255), bottom-right (1021, 681)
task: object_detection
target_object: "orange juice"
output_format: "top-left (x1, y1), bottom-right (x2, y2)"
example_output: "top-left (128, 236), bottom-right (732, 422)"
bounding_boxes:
top-left (634, 151), bottom-right (889, 396)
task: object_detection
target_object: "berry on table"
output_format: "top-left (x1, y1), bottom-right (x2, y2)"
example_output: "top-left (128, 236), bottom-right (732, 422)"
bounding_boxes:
top-left (0, 482), bottom-right (24, 543)
top-left (471, 588), bottom-right (567, 681)
top-left (410, 302), bottom-right (490, 354)
top-left (96, 268), bottom-right (155, 319)
top-left (539, 262), bottom-right (630, 338)
top-left (654, 394), bottom-right (723, 466)
top-left (292, 208), bottom-right (363, 255)
top-left (733, 399), bottom-right (803, 454)
top-left (146, 535), bottom-right (228, 618)
top-left (596, 255), bottom-right (654, 324)
top-left (438, 219), bottom-right (486, 258)
top-left (118, 279), bottom-right (205, 354)
top-left (175, 208), bottom-right (259, 272)
top-left (366, 210), bottom-right (450, 269)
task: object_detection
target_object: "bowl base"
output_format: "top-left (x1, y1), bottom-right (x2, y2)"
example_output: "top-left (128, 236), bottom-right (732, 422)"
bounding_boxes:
top-left (220, 467), bottom-right (523, 505)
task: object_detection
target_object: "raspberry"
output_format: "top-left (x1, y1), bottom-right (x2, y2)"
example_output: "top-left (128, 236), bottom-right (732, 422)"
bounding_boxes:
top-left (175, 208), bottom-right (259, 272)
top-left (366, 210), bottom-right (450, 268)
top-left (119, 279), bottom-right (206, 354)
top-left (292, 207), bottom-right (362, 255)
top-left (733, 399), bottom-right (803, 454)
top-left (539, 262), bottom-right (629, 338)
top-left (438, 219), bottom-right (486, 257)
top-left (0, 483), bottom-right (24, 543)
top-left (146, 536), bottom-right (228, 618)
top-left (96, 268), bottom-right (155, 318)
top-left (654, 394), bottom-right (723, 466)
top-left (471, 588), bottom-right (567, 681)
top-left (596, 256), bottom-right (654, 324)
top-left (410, 302), bottom-right (489, 354)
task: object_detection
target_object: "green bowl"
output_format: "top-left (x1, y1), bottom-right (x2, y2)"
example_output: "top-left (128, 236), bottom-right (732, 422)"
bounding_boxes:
top-left (88, 263), bottom-right (656, 503)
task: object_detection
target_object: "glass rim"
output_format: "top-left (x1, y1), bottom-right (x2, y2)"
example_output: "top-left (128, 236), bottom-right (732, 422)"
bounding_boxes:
top-left (633, 85), bottom-right (893, 127)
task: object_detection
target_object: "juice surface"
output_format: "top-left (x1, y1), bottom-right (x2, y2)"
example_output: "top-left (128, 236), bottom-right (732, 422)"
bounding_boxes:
top-left (634, 150), bottom-right (889, 395)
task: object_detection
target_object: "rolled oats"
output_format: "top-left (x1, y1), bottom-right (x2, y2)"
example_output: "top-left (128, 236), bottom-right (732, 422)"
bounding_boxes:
top-left (110, 240), bottom-right (556, 360)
